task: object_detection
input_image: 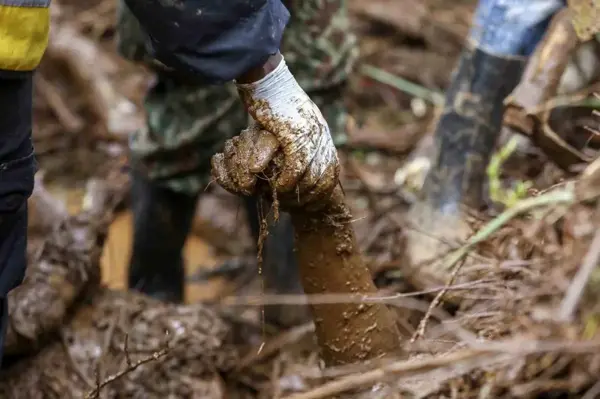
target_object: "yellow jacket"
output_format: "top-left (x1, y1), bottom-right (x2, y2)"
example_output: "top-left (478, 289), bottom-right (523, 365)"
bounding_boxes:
top-left (0, 0), bottom-right (50, 73)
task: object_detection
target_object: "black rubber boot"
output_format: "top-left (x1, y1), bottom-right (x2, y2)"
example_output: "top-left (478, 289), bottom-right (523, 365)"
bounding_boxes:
top-left (424, 46), bottom-right (526, 211)
top-left (128, 171), bottom-right (198, 303)
top-left (244, 196), bottom-right (311, 327)
top-left (405, 46), bottom-right (526, 288)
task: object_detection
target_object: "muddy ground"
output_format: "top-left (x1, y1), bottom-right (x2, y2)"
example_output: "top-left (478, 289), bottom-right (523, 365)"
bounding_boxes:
top-left (2, 0), bottom-right (600, 398)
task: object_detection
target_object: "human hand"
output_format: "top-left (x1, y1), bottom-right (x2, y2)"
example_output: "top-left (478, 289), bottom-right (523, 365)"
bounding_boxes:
top-left (211, 57), bottom-right (339, 206)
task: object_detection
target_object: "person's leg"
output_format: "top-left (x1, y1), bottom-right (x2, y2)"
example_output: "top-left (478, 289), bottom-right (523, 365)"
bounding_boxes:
top-left (128, 74), bottom-right (247, 303)
top-left (405, 0), bottom-right (564, 286)
top-left (0, 76), bottom-right (36, 362)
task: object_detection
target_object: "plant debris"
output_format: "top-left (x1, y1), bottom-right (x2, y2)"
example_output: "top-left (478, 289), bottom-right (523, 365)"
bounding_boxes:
top-left (3, 0), bottom-right (600, 397)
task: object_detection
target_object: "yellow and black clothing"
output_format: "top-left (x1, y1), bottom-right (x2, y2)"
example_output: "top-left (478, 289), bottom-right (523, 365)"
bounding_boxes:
top-left (0, 0), bottom-right (50, 364)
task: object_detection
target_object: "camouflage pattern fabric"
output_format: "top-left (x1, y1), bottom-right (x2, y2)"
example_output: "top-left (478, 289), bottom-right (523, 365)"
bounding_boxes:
top-left (116, 0), bottom-right (358, 195)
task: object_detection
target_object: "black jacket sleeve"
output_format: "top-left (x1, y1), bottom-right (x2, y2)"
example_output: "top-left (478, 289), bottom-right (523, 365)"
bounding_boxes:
top-left (123, 0), bottom-right (290, 84)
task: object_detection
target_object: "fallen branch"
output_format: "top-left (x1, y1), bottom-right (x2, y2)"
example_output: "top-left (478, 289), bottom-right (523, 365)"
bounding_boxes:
top-left (344, 123), bottom-right (425, 154)
top-left (84, 335), bottom-right (171, 399)
top-left (350, 0), bottom-right (470, 55)
top-left (410, 257), bottom-right (466, 342)
top-left (5, 167), bottom-right (129, 355)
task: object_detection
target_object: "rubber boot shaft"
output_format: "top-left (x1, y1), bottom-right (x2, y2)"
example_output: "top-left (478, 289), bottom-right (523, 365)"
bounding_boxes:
top-left (423, 46), bottom-right (525, 212)
top-left (242, 195), bottom-right (261, 243)
top-left (243, 196), bottom-right (310, 327)
top-left (128, 171), bottom-right (197, 303)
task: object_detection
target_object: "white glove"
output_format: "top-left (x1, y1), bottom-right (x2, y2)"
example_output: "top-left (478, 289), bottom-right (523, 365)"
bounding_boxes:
top-left (211, 57), bottom-right (339, 206)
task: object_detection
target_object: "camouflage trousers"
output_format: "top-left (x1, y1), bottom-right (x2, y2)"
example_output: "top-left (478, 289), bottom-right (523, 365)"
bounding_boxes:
top-left (123, 0), bottom-right (358, 195)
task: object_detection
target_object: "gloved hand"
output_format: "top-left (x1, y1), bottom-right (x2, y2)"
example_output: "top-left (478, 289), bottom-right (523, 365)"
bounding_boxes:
top-left (211, 57), bottom-right (339, 207)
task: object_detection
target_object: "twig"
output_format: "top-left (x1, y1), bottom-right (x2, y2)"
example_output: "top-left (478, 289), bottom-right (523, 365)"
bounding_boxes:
top-left (282, 350), bottom-right (486, 399)
top-left (221, 280), bottom-right (490, 307)
top-left (84, 339), bottom-right (170, 398)
top-left (124, 334), bottom-right (133, 367)
top-left (92, 313), bottom-right (120, 398)
top-left (236, 322), bottom-right (315, 370)
top-left (439, 186), bottom-right (576, 274)
top-left (557, 226), bottom-right (600, 321)
top-left (93, 366), bottom-right (101, 399)
top-left (360, 64), bottom-right (444, 105)
top-left (411, 257), bottom-right (467, 342)
top-left (582, 379), bottom-right (600, 399)
top-left (60, 329), bottom-right (95, 389)
top-left (286, 336), bottom-right (600, 399)
top-left (311, 336), bottom-right (600, 380)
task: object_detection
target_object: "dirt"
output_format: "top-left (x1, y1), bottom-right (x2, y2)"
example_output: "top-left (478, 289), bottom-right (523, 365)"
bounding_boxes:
top-left (1, 289), bottom-right (239, 399)
top-left (402, 200), bottom-right (474, 290)
top-left (7, 0), bottom-right (600, 397)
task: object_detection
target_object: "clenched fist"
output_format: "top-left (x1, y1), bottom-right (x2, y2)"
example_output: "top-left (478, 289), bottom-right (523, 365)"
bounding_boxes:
top-left (211, 57), bottom-right (339, 207)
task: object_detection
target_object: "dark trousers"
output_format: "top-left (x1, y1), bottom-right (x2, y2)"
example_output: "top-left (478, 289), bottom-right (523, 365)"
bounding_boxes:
top-left (0, 75), bottom-right (36, 365)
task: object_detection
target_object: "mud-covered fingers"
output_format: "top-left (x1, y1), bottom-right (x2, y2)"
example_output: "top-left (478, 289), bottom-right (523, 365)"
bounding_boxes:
top-left (219, 135), bottom-right (252, 195)
top-left (275, 142), bottom-right (313, 193)
top-left (297, 129), bottom-right (339, 204)
top-left (274, 158), bottom-right (304, 193)
top-left (233, 131), bottom-right (261, 193)
top-left (296, 155), bottom-right (339, 207)
top-left (211, 153), bottom-right (238, 194)
top-left (248, 130), bottom-right (280, 173)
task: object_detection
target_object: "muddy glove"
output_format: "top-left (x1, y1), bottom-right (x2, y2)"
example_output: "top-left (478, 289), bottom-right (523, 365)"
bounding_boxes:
top-left (211, 57), bottom-right (339, 207)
